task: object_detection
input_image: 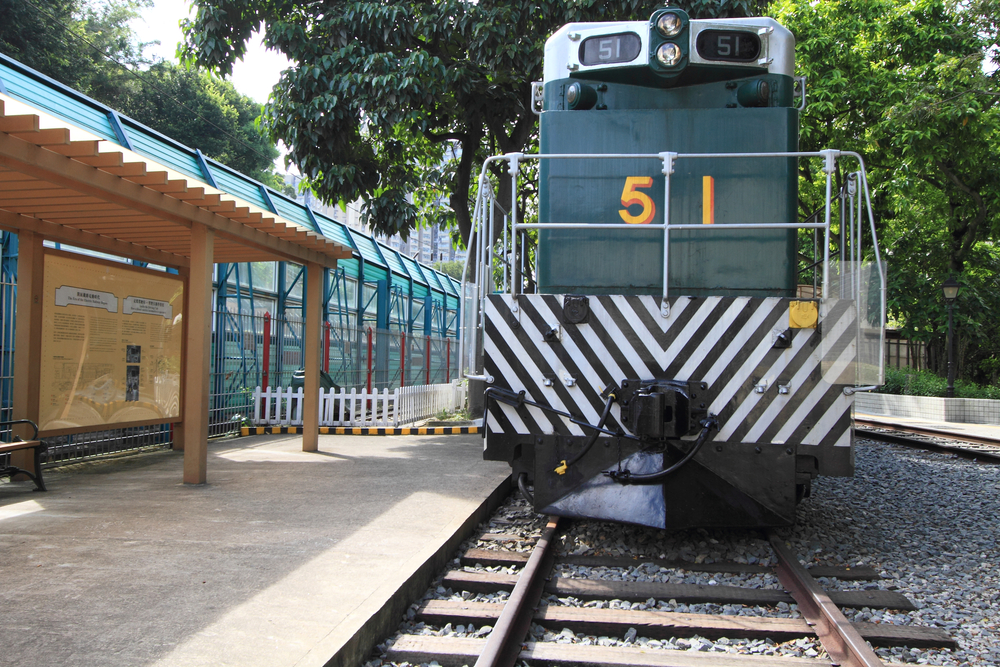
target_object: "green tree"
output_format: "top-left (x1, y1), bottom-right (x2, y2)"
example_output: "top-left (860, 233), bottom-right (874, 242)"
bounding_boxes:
top-left (0, 0), bottom-right (283, 189)
top-left (111, 61), bottom-right (280, 187)
top-left (772, 0), bottom-right (1000, 381)
top-left (0, 0), bottom-right (152, 97)
top-left (180, 0), bottom-right (763, 243)
top-left (433, 260), bottom-right (465, 281)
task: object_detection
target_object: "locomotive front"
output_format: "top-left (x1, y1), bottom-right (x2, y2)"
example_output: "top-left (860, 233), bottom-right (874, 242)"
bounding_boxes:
top-left (476, 9), bottom-right (885, 528)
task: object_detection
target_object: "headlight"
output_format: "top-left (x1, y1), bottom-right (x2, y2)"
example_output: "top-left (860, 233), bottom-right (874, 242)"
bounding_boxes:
top-left (656, 12), bottom-right (683, 37)
top-left (656, 43), bottom-right (681, 67)
top-left (567, 82), bottom-right (579, 106)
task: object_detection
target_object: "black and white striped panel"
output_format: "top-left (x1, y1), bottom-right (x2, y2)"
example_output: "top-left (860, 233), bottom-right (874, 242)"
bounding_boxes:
top-left (484, 294), bottom-right (857, 446)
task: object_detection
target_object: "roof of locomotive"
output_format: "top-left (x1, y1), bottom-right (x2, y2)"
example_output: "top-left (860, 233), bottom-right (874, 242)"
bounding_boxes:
top-left (543, 14), bottom-right (794, 84)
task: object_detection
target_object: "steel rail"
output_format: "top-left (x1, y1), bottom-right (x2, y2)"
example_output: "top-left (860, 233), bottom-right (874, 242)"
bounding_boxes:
top-left (768, 532), bottom-right (884, 667)
top-left (474, 515), bottom-right (561, 667)
top-left (855, 422), bottom-right (1000, 464)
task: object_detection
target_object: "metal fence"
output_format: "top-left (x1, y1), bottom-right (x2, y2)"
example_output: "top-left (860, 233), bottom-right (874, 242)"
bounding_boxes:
top-left (253, 382), bottom-right (467, 427)
top-left (0, 295), bottom-right (461, 467)
top-left (209, 311), bottom-right (461, 435)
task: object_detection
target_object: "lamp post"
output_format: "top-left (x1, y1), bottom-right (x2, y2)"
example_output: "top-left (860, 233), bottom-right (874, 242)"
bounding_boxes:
top-left (942, 276), bottom-right (960, 399)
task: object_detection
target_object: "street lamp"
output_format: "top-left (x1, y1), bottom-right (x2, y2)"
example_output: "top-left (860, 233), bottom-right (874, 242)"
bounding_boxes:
top-left (942, 276), bottom-right (960, 398)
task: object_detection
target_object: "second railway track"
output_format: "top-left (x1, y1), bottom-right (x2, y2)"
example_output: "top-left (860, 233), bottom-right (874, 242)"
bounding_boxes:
top-left (855, 419), bottom-right (1000, 463)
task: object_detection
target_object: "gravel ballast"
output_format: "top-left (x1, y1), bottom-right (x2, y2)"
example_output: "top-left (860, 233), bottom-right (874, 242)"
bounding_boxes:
top-left (367, 439), bottom-right (1000, 666)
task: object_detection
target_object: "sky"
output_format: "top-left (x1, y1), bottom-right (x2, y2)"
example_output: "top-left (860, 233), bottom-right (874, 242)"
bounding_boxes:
top-left (129, 0), bottom-right (291, 104)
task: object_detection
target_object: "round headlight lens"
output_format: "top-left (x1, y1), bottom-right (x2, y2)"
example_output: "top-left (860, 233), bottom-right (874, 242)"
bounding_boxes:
top-left (566, 82), bottom-right (579, 106)
top-left (656, 12), bottom-right (683, 37)
top-left (656, 43), bottom-right (682, 67)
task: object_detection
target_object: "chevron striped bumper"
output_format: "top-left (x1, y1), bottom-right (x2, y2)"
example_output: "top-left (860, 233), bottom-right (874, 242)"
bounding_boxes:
top-left (483, 294), bottom-right (857, 528)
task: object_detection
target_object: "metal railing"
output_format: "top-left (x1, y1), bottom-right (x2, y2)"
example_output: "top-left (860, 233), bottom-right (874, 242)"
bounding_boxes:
top-left (462, 149), bottom-right (887, 384)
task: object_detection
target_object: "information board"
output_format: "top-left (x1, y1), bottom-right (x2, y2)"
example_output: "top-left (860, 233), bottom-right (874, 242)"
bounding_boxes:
top-left (39, 253), bottom-right (184, 433)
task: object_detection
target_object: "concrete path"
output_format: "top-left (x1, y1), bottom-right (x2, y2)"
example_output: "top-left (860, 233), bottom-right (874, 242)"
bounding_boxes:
top-left (855, 411), bottom-right (1000, 441)
top-left (0, 433), bottom-right (510, 667)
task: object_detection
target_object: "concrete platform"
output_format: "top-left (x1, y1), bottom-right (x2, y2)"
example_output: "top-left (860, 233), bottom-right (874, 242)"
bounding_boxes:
top-left (0, 433), bottom-right (510, 667)
top-left (856, 411), bottom-right (1000, 441)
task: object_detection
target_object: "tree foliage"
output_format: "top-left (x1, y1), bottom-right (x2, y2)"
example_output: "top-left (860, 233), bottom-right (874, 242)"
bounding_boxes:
top-left (0, 0), bottom-right (282, 188)
top-left (181, 0), bottom-right (764, 243)
top-left (0, 0), bottom-right (152, 98)
top-left (112, 62), bottom-right (280, 187)
top-left (772, 0), bottom-right (1000, 382)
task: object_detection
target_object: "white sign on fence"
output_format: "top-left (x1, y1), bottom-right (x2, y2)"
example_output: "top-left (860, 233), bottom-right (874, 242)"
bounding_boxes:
top-left (252, 382), bottom-right (466, 428)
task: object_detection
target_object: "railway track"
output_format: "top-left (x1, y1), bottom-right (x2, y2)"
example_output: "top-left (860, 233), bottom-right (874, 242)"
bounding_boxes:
top-left (855, 419), bottom-right (1000, 464)
top-left (384, 515), bottom-right (955, 667)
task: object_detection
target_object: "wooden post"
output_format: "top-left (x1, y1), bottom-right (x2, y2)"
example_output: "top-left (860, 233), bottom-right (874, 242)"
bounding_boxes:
top-left (181, 222), bottom-right (213, 484)
top-left (302, 261), bottom-right (322, 452)
top-left (11, 230), bottom-right (44, 476)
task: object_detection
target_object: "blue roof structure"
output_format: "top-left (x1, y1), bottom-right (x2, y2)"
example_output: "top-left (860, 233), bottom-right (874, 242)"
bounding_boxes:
top-left (0, 51), bottom-right (461, 296)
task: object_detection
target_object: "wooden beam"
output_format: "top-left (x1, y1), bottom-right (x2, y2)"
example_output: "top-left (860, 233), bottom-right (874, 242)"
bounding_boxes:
top-left (388, 636), bottom-right (836, 667)
top-left (0, 114), bottom-right (40, 133)
top-left (181, 222), bottom-right (213, 483)
top-left (175, 187), bottom-right (206, 202)
top-left (149, 179), bottom-right (188, 194)
top-left (209, 199), bottom-right (236, 213)
top-left (0, 210), bottom-right (189, 268)
top-left (101, 162), bottom-right (147, 177)
top-left (0, 195), bottom-right (101, 207)
top-left (10, 128), bottom-right (71, 145)
top-left (5, 202), bottom-right (125, 215)
top-left (302, 262), bottom-right (323, 452)
top-left (49, 140), bottom-right (100, 157)
top-left (124, 171), bottom-right (168, 185)
top-left (440, 571), bottom-right (916, 610)
top-left (0, 131), bottom-right (347, 267)
top-left (416, 600), bottom-right (956, 648)
top-left (11, 230), bottom-right (44, 477)
top-left (12, 230), bottom-right (43, 410)
top-left (76, 152), bottom-right (125, 168)
top-left (0, 180), bottom-right (55, 191)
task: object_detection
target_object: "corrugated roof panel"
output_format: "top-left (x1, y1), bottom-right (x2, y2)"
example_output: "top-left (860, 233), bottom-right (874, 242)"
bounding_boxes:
top-left (210, 166), bottom-right (270, 210)
top-left (123, 122), bottom-right (204, 181)
top-left (424, 269), bottom-right (444, 292)
top-left (311, 214), bottom-right (353, 249)
top-left (439, 275), bottom-right (458, 296)
top-left (400, 255), bottom-right (427, 285)
top-left (413, 283), bottom-right (430, 299)
top-left (270, 193), bottom-right (315, 229)
top-left (446, 294), bottom-right (459, 309)
top-left (0, 59), bottom-right (118, 142)
top-left (377, 243), bottom-right (406, 276)
top-left (348, 229), bottom-right (386, 267)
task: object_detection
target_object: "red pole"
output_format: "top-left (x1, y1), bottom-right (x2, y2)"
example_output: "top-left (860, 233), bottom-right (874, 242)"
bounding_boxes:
top-left (262, 312), bottom-right (271, 390)
top-left (323, 321), bottom-right (331, 373)
top-left (400, 331), bottom-right (406, 387)
top-left (446, 338), bottom-right (451, 383)
top-left (261, 312), bottom-right (271, 421)
top-left (426, 335), bottom-right (431, 385)
top-left (366, 327), bottom-right (373, 394)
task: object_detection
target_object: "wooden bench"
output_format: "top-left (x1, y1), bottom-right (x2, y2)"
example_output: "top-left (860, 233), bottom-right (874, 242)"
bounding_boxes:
top-left (1, 420), bottom-right (46, 492)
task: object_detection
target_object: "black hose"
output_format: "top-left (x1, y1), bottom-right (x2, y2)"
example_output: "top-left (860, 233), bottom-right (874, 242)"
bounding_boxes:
top-left (517, 472), bottom-right (534, 504)
top-left (606, 416), bottom-right (718, 485)
top-left (558, 393), bottom-right (616, 473)
top-left (485, 386), bottom-right (636, 441)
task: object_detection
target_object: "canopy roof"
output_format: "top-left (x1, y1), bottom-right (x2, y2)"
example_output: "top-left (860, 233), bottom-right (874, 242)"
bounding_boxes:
top-left (0, 96), bottom-right (352, 268)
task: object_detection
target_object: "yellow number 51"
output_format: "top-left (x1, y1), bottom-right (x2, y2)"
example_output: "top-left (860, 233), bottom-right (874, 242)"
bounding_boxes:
top-left (618, 176), bottom-right (656, 225)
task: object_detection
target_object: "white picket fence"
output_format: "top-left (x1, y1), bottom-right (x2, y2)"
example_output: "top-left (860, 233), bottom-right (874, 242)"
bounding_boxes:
top-left (252, 381), bottom-right (467, 427)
